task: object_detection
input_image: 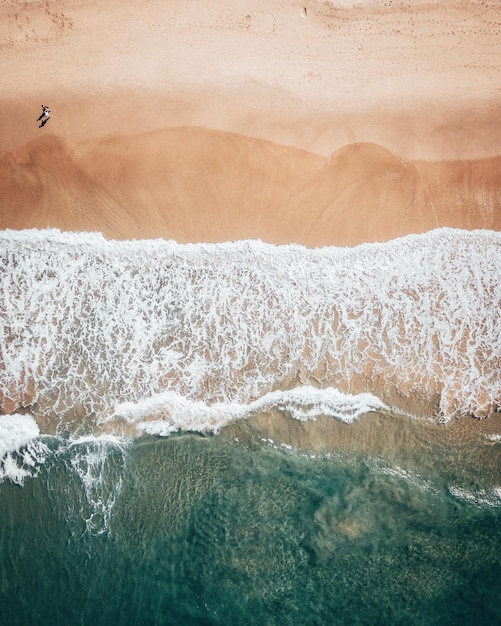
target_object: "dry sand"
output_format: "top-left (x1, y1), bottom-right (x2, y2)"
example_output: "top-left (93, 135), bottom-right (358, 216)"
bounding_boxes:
top-left (0, 0), bottom-right (500, 246)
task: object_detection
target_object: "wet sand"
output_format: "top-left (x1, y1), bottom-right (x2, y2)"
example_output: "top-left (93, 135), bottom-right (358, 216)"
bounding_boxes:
top-left (1, 129), bottom-right (500, 246)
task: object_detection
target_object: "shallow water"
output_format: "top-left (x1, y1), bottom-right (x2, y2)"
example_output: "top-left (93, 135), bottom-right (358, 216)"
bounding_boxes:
top-left (1, 418), bottom-right (500, 626)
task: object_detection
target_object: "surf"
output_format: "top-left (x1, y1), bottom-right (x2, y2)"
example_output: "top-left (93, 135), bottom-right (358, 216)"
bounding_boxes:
top-left (0, 227), bottom-right (499, 441)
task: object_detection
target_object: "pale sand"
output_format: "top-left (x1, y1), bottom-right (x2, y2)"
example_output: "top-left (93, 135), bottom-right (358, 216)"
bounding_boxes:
top-left (0, 0), bottom-right (500, 246)
top-left (1, 0), bottom-right (500, 158)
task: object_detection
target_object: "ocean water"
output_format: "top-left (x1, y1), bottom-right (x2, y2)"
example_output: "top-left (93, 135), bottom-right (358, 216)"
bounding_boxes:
top-left (1, 424), bottom-right (501, 625)
top-left (1, 228), bottom-right (500, 624)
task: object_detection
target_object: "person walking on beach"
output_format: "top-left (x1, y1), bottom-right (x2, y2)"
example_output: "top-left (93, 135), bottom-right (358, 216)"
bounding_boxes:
top-left (37, 105), bottom-right (51, 128)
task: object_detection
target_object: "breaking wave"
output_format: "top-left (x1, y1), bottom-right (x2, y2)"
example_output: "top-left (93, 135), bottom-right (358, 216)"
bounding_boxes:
top-left (0, 413), bottom-right (48, 484)
top-left (110, 386), bottom-right (387, 436)
top-left (0, 413), bottom-right (130, 535)
top-left (0, 227), bottom-right (499, 439)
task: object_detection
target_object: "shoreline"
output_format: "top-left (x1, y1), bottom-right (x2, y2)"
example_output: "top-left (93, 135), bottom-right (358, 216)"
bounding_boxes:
top-left (1, 127), bottom-right (500, 247)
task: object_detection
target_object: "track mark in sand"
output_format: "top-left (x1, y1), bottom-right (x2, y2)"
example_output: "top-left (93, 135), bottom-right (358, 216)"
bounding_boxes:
top-left (0, 0), bottom-right (73, 49)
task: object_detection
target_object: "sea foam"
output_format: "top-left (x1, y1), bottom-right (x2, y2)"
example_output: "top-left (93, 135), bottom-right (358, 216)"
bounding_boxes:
top-left (0, 413), bottom-right (48, 484)
top-left (0, 228), bottom-right (499, 437)
top-left (109, 386), bottom-right (387, 436)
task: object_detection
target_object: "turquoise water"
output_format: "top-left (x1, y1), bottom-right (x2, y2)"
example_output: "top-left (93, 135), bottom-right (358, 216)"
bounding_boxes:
top-left (1, 425), bottom-right (500, 626)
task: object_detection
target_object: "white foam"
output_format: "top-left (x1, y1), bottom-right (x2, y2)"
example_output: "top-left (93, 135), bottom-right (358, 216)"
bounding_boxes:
top-left (0, 410), bottom-right (129, 533)
top-left (379, 463), bottom-right (438, 496)
top-left (0, 414), bottom-right (48, 484)
top-left (109, 386), bottom-right (386, 436)
top-left (0, 228), bottom-right (499, 434)
top-left (449, 485), bottom-right (501, 508)
top-left (485, 434), bottom-right (501, 443)
top-left (63, 435), bottom-right (131, 536)
top-left (0, 414), bottom-right (39, 457)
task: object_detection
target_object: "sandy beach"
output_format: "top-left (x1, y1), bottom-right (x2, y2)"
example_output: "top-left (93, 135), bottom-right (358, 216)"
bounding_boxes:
top-left (2, 5), bottom-right (501, 622)
top-left (0, 0), bottom-right (500, 246)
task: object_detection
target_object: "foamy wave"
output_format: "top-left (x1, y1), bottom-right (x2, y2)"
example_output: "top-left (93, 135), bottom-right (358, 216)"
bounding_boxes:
top-left (485, 434), bottom-right (501, 443)
top-left (61, 435), bottom-right (131, 536)
top-left (0, 416), bottom-right (130, 535)
top-left (0, 228), bottom-right (499, 433)
top-left (0, 414), bottom-right (39, 458)
top-left (449, 485), bottom-right (501, 508)
top-left (379, 464), bottom-right (439, 498)
top-left (108, 386), bottom-right (386, 436)
top-left (0, 414), bottom-right (49, 484)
